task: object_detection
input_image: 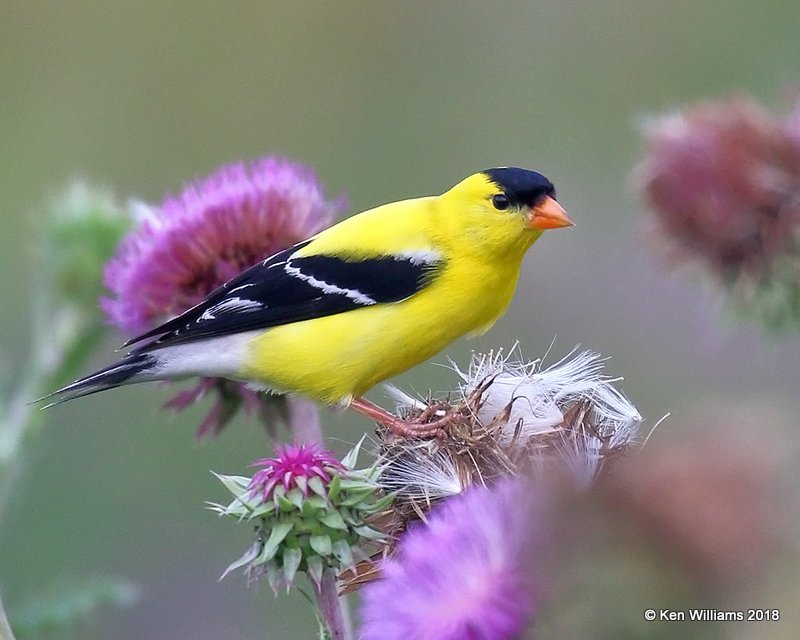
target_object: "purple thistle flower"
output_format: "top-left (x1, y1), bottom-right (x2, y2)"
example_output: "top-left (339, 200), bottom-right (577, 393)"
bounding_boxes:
top-left (100, 156), bottom-right (347, 437)
top-left (248, 442), bottom-right (344, 502)
top-left (360, 479), bottom-right (538, 640)
top-left (103, 156), bottom-right (346, 333)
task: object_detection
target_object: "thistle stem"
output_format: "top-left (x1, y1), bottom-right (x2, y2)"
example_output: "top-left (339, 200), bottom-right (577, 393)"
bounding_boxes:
top-left (293, 400), bottom-right (349, 638)
top-left (313, 569), bottom-right (351, 640)
top-left (287, 397), bottom-right (324, 444)
top-left (0, 305), bottom-right (78, 517)
top-left (0, 594), bottom-right (16, 640)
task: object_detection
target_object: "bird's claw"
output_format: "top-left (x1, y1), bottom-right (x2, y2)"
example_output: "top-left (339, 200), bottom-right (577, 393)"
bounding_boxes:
top-left (348, 396), bottom-right (455, 439)
top-left (384, 412), bottom-right (454, 439)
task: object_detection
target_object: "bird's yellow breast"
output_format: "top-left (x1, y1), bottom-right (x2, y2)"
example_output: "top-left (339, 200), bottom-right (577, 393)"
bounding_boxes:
top-left (241, 255), bottom-right (521, 403)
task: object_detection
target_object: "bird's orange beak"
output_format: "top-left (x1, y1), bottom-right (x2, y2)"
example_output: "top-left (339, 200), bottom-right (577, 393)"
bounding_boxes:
top-left (526, 196), bottom-right (574, 230)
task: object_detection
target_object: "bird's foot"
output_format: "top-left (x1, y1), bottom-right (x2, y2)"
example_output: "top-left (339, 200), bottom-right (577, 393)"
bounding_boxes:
top-left (349, 397), bottom-right (454, 439)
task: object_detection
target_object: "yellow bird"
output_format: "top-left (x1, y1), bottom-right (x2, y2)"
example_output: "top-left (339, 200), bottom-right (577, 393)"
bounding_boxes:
top-left (47, 168), bottom-right (572, 435)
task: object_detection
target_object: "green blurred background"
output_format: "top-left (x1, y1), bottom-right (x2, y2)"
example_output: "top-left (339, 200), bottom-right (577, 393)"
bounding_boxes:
top-left (2, 1), bottom-right (799, 638)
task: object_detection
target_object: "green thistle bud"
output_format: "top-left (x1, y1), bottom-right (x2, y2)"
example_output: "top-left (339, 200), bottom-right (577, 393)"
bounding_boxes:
top-left (45, 182), bottom-right (130, 313)
top-left (211, 439), bottom-right (390, 592)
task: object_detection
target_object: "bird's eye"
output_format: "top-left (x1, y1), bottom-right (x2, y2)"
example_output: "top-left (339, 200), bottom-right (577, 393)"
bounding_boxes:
top-left (492, 194), bottom-right (510, 211)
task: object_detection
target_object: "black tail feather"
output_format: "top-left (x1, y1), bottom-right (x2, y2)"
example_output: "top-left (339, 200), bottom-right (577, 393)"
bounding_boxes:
top-left (36, 353), bottom-right (157, 408)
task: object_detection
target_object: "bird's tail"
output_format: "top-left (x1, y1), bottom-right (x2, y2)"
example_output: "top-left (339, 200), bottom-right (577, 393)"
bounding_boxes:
top-left (37, 353), bottom-right (159, 408)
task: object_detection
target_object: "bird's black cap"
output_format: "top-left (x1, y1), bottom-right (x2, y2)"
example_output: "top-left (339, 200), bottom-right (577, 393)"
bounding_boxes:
top-left (483, 167), bottom-right (556, 208)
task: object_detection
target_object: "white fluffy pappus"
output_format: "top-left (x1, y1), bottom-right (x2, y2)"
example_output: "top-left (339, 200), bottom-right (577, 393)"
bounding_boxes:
top-left (457, 345), bottom-right (642, 446)
top-left (383, 345), bottom-right (644, 489)
top-left (377, 438), bottom-right (465, 501)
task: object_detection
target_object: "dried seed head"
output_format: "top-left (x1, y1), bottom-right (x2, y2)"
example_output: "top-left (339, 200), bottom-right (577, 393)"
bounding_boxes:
top-left (373, 346), bottom-right (643, 545)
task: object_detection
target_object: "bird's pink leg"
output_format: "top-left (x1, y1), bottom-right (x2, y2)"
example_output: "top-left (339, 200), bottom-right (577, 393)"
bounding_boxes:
top-left (349, 397), bottom-right (451, 438)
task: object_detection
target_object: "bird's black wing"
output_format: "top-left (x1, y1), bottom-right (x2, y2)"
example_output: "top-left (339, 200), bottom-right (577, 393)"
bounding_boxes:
top-left (125, 242), bottom-right (443, 353)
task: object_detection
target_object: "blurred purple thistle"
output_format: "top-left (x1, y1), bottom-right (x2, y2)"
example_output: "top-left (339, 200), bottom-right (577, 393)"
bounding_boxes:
top-left (360, 479), bottom-right (539, 640)
top-left (636, 96), bottom-right (800, 330)
top-left (638, 97), bottom-right (800, 277)
top-left (100, 156), bottom-right (347, 437)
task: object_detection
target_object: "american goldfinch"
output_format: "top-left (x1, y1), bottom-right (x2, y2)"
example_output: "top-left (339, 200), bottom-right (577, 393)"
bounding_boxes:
top-left (47, 168), bottom-right (572, 434)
